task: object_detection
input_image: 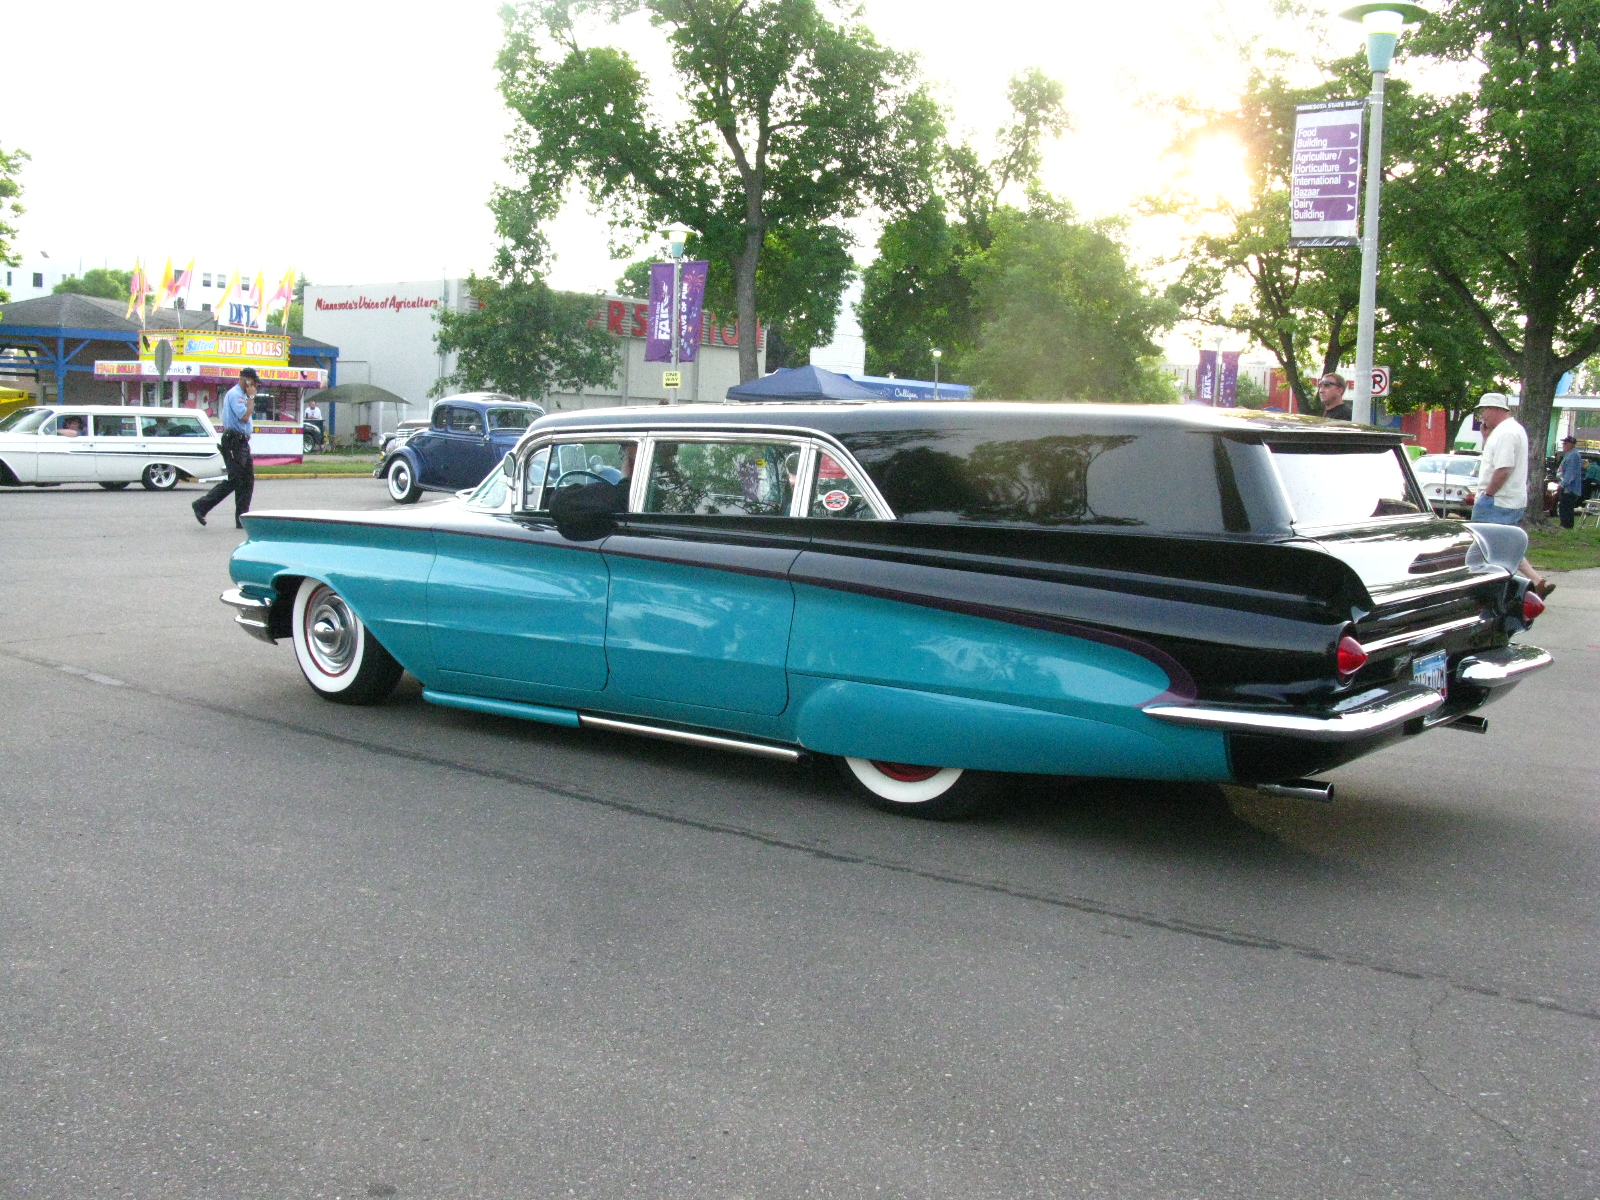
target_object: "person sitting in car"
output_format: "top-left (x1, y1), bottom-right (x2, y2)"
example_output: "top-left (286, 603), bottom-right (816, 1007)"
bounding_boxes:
top-left (57, 415), bottom-right (85, 437)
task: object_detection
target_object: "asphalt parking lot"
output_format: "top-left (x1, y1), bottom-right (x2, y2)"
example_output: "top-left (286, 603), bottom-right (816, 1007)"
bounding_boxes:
top-left (2, 477), bottom-right (1596, 1200)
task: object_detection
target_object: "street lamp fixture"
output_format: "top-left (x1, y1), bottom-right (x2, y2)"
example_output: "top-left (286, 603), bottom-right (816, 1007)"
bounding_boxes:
top-left (931, 348), bottom-right (942, 402)
top-left (664, 223), bottom-right (693, 261)
top-left (1338, 0), bottom-right (1427, 425)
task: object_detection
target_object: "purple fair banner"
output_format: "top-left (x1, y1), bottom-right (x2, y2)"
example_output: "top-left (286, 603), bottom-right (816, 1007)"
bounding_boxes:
top-left (678, 260), bottom-right (707, 362)
top-left (643, 263), bottom-right (674, 363)
top-left (1219, 351), bottom-right (1241, 404)
top-left (1196, 349), bottom-right (1219, 403)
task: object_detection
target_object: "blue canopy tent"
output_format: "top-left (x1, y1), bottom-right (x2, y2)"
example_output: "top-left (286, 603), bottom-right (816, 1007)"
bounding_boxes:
top-left (725, 364), bottom-right (883, 402)
top-left (848, 373), bottom-right (973, 401)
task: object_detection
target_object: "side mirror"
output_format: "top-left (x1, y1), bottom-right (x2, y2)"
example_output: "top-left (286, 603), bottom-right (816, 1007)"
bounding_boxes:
top-left (501, 453), bottom-right (515, 478)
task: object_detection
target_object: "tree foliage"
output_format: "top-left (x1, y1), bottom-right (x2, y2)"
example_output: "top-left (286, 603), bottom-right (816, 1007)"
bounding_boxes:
top-left (860, 69), bottom-right (1069, 382)
top-left (433, 275), bottom-right (618, 400)
top-left (0, 143), bottom-right (27, 303)
top-left (54, 268), bottom-right (132, 301)
top-left (964, 200), bottom-right (1177, 401)
top-left (494, 0), bottom-right (941, 380)
top-left (1383, 0), bottom-right (1600, 508)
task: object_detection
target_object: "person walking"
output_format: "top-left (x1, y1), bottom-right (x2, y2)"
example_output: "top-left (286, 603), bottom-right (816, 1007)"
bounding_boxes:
top-left (193, 367), bottom-right (257, 528)
top-left (1470, 393), bottom-right (1554, 598)
top-left (1557, 436), bottom-right (1585, 529)
top-left (1317, 374), bottom-right (1353, 421)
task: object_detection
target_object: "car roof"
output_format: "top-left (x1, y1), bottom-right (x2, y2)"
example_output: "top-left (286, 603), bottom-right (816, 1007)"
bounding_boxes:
top-left (432, 393), bottom-right (539, 410)
top-left (529, 401), bottom-right (1407, 443)
top-left (22, 405), bottom-right (212, 416)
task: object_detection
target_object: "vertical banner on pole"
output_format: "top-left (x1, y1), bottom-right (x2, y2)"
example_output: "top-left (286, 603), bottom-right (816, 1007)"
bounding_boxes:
top-left (1290, 100), bottom-right (1365, 247)
top-left (678, 260), bottom-right (708, 362)
top-left (643, 263), bottom-right (675, 362)
top-left (1196, 349), bottom-right (1218, 404)
top-left (1219, 351), bottom-right (1242, 404)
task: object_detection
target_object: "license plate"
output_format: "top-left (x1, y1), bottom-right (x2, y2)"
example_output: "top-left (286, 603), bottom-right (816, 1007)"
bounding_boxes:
top-left (1413, 649), bottom-right (1448, 697)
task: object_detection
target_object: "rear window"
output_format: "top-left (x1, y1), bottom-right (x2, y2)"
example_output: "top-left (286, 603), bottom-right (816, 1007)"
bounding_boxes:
top-left (837, 424), bottom-right (1231, 532)
top-left (1270, 443), bottom-right (1422, 526)
top-left (487, 408), bottom-right (535, 430)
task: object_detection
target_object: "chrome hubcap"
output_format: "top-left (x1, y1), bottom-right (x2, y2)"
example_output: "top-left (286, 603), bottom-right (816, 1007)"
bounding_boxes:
top-left (390, 464), bottom-right (410, 495)
top-left (304, 588), bottom-right (357, 675)
top-left (149, 465), bottom-right (176, 487)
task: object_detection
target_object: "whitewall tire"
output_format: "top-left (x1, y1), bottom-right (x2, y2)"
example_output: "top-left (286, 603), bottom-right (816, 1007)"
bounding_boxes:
top-left (290, 578), bottom-right (403, 705)
top-left (387, 459), bottom-right (421, 504)
top-left (840, 757), bottom-right (995, 820)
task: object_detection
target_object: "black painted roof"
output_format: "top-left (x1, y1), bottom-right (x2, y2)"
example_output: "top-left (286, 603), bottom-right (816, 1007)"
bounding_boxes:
top-left (531, 401), bottom-right (1403, 442)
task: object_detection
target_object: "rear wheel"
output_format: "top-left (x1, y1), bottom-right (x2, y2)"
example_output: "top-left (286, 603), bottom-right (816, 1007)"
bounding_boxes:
top-left (99, 481), bottom-right (132, 491)
top-left (141, 463), bottom-right (179, 491)
top-left (839, 756), bottom-right (996, 820)
top-left (290, 578), bottom-right (403, 705)
top-left (387, 458), bottom-right (421, 504)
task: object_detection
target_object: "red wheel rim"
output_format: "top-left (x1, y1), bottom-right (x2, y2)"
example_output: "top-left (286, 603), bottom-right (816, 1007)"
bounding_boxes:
top-left (869, 760), bottom-right (942, 783)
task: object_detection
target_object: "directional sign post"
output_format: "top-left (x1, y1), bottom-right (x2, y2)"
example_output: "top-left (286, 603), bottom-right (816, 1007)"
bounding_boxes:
top-left (1290, 101), bottom-right (1365, 247)
top-left (153, 337), bottom-right (174, 405)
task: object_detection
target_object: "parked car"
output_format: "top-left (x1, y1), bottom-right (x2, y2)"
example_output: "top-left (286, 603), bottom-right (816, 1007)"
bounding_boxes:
top-left (224, 402), bottom-right (1551, 818)
top-left (0, 405), bottom-right (223, 491)
top-left (379, 419), bottom-right (430, 458)
top-left (1411, 452), bottom-right (1480, 516)
top-left (374, 394), bottom-right (544, 503)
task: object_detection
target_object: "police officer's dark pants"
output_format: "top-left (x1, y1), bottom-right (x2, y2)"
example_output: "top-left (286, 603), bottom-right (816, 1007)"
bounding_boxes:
top-left (196, 431), bottom-right (254, 524)
top-left (1558, 490), bottom-right (1579, 529)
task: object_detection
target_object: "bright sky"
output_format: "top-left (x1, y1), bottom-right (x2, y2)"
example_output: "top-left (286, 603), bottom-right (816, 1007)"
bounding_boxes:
top-left (8, 0), bottom-right (1358, 346)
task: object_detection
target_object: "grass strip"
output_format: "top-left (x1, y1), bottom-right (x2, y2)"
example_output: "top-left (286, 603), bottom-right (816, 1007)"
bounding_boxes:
top-left (1527, 522), bottom-right (1600, 571)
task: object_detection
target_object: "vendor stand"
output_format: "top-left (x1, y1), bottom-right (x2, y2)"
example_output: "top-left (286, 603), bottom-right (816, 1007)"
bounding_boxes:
top-left (94, 330), bottom-right (327, 464)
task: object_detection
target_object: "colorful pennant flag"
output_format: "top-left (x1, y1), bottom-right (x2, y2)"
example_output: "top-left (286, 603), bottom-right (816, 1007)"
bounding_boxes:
top-left (153, 259), bottom-right (175, 310)
top-left (249, 271), bottom-right (267, 330)
top-left (125, 259), bottom-right (146, 321)
top-left (171, 258), bottom-right (195, 303)
top-left (215, 270), bottom-right (239, 319)
top-left (267, 268), bottom-right (296, 328)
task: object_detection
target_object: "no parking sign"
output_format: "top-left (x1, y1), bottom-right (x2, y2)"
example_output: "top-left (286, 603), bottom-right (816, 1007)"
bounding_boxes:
top-left (1371, 365), bottom-right (1391, 397)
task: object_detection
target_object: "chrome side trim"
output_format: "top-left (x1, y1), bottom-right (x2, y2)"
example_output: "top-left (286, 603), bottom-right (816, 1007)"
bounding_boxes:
top-left (578, 714), bottom-right (802, 762)
top-left (1362, 613), bottom-right (1485, 653)
top-left (220, 587), bottom-right (277, 643)
top-left (1144, 686), bottom-right (1443, 742)
top-left (1457, 644), bottom-right (1552, 688)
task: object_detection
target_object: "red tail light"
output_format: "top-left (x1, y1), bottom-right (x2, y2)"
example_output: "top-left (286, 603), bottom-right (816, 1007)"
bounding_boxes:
top-left (1522, 589), bottom-right (1545, 623)
top-left (1337, 635), bottom-right (1369, 678)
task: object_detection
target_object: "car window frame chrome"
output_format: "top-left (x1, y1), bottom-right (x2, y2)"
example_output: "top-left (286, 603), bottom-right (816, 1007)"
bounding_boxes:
top-left (510, 421), bottom-right (896, 521)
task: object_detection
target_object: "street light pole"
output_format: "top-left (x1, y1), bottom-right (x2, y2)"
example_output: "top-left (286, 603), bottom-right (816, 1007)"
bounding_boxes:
top-left (665, 224), bottom-right (690, 407)
top-left (1340, 2), bottom-right (1426, 425)
top-left (931, 348), bottom-right (942, 401)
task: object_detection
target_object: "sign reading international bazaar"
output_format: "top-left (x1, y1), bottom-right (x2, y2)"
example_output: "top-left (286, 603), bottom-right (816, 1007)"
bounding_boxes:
top-left (1290, 100), bottom-right (1366, 247)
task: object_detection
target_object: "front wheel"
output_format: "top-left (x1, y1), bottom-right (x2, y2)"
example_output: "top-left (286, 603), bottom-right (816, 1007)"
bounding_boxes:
top-left (386, 458), bottom-right (421, 504)
top-left (290, 578), bottom-right (404, 705)
top-left (839, 757), bottom-right (996, 820)
top-left (141, 463), bottom-right (180, 491)
top-left (99, 481), bottom-right (132, 491)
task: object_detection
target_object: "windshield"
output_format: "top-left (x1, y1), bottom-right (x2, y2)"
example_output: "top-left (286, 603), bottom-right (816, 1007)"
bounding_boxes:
top-left (488, 408), bottom-right (535, 431)
top-left (0, 407), bottom-right (53, 434)
top-left (1270, 443), bottom-right (1423, 526)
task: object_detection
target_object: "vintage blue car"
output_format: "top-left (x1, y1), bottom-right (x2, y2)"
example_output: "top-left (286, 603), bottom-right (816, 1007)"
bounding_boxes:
top-left (375, 393), bottom-right (544, 502)
top-left (225, 402), bottom-right (1551, 818)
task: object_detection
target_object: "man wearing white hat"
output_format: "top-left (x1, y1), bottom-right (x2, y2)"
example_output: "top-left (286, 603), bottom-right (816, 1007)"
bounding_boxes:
top-left (1471, 392), bottom-right (1553, 597)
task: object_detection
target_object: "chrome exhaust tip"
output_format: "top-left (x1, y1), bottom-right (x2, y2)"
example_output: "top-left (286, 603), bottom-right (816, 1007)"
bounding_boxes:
top-left (1448, 714), bottom-right (1489, 734)
top-left (1256, 777), bottom-right (1336, 803)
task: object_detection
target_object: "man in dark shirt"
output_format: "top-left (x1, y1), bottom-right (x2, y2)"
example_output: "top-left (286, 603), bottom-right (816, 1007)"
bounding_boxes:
top-left (1318, 374), bottom-right (1353, 421)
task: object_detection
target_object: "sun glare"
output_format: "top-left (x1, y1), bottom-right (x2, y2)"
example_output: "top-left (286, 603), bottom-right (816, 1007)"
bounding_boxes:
top-left (1173, 135), bottom-right (1252, 210)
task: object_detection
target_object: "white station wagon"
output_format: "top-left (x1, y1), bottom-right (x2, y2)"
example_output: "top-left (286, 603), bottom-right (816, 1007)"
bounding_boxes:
top-left (0, 405), bottom-right (225, 491)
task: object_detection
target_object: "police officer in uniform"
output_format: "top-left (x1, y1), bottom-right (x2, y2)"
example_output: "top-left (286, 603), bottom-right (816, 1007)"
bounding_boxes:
top-left (193, 367), bottom-right (258, 528)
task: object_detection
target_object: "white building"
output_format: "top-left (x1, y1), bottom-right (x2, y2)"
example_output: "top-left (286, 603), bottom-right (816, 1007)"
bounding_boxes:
top-left (808, 279), bottom-right (867, 377)
top-left (304, 279), bottom-right (763, 430)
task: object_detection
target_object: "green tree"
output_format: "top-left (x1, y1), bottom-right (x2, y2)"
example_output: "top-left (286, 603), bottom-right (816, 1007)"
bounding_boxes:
top-left (432, 275), bottom-right (618, 400)
top-left (1383, 0), bottom-right (1600, 514)
top-left (0, 143), bottom-right (27, 303)
top-left (54, 268), bottom-right (133, 301)
top-left (860, 68), bottom-right (1069, 381)
top-left (494, 0), bottom-right (941, 381)
top-left (964, 200), bottom-right (1178, 401)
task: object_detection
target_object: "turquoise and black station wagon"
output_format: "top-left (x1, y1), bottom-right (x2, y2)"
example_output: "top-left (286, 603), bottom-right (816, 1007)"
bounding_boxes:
top-left (222, 402), bottom-right (1551, 817)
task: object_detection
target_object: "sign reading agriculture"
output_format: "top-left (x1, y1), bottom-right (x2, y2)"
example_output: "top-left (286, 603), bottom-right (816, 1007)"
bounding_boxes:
top-left (1290, 101), bottom-right (1365, 247)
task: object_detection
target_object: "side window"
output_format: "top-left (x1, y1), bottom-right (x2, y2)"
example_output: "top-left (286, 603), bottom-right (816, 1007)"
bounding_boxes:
top-left (643, 440), bottom-right (797, 517)
top-left (523, 441), bottom-right (637, 512)
top-left (807, 451), bottom-right (877, 520)
top-left (141, 415), bottom-right (207, 437)
top-left (448, 407), bottom-right (484, 434)
top-left (55, 414), bottom-right (88, 437)
top-left (431, 406), bottom-right (449, 430)
top-left (94, 414), bottom-right (139, 437)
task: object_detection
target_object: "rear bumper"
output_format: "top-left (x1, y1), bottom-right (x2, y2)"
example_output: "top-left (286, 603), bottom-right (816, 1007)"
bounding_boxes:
top-left (220, 587), bottom-right (277, 643)
top-left (1143, 685), bottom-right (1444, 742)
top-left (1457, 643), bottom-right (1551, 687)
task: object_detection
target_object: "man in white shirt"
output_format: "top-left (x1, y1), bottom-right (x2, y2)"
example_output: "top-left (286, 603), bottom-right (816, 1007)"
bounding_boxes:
top-left (1469, 392), bottom-right (1552, 596)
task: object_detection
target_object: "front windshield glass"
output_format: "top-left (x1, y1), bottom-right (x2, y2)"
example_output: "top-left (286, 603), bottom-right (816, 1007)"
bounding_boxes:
top-left (467, 458), bottom-right (511, 509)
top-left (487, 408), bottom-right (535, 430)
top-left (0, 407), bottom-right (54, 434)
